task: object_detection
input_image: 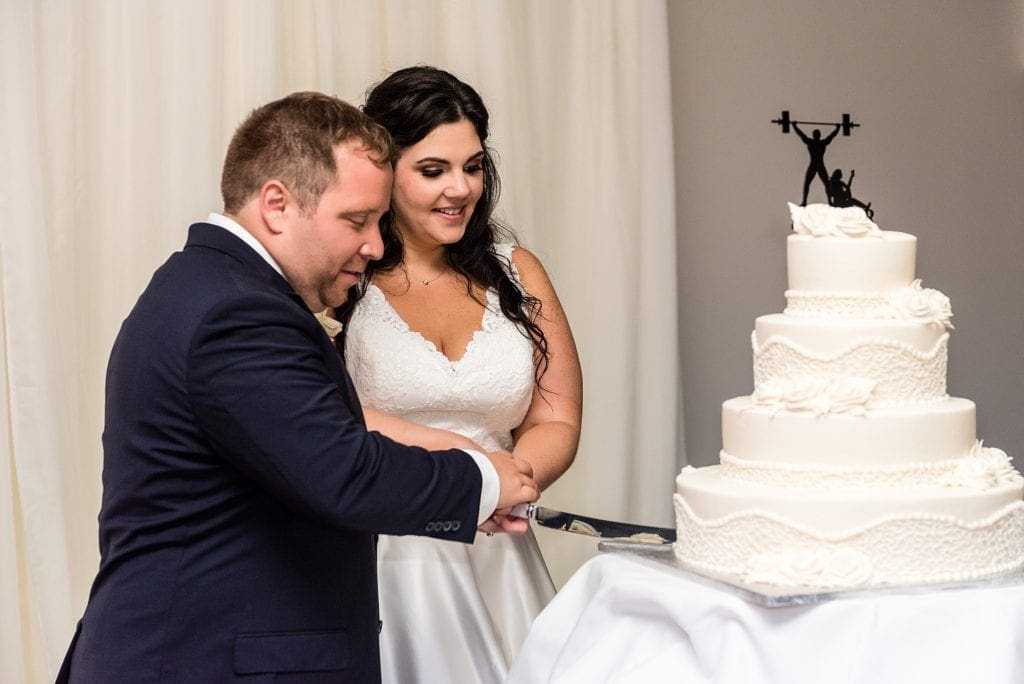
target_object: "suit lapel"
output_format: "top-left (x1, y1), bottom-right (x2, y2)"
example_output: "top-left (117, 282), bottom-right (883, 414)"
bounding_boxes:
top-left (186, 222), bottom-right (367, 423)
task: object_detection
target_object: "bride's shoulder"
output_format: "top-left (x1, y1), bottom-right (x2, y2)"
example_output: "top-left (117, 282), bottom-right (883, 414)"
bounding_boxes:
top-left (496, 244), bottom-right (555, 299)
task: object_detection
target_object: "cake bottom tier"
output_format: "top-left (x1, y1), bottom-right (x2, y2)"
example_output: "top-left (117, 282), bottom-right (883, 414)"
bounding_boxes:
top-left (674, 465), bottom-right (1024, 589)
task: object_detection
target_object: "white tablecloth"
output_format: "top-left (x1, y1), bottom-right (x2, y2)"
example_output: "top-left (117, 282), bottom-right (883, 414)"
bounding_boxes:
top-left (508, 550), bottom-right (1024, 684)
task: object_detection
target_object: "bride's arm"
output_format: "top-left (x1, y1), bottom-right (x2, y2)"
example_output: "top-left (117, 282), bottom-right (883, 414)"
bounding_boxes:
top-left (367, 407), bottom-right (534, 535)
top-left (363, 406), bottom-right (484, 453)
top-left (508, 248), bottom-right (583, 492)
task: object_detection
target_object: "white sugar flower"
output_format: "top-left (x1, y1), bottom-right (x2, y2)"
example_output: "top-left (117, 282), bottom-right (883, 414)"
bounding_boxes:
top-left (827, 377), bottom-right (876, 416)
top-left (821, 548), bottom-right (874, 587)
top-left (888, 280), bottom-right (954, 329)
top-left (833, 207), bottom-right (882, 237)
top-left (788, 203), bottom-right (881, 238)
top-left (789, 203), bottom-right (833, 236)
top-left (940, 440), bottom-right (1021, 489)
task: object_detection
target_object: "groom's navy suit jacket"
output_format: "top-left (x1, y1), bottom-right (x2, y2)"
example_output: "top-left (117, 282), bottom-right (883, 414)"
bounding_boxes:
top-left (60, 224), bottom-right (482, 682)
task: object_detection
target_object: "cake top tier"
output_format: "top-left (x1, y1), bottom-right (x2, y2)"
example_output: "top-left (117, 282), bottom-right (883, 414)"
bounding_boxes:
top-left (783, 202), bottom-right (952, 329)
top-left (787, 203), bottom-right (917, 293)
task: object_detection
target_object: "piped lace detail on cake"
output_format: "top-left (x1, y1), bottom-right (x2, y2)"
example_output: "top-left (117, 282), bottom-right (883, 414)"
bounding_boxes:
top-left (673, 494), bottom-right (1024, 588)
top-left (719, 442), bottom-right (1023, 489)
top-left (752, 332), bottom-right (949, 406)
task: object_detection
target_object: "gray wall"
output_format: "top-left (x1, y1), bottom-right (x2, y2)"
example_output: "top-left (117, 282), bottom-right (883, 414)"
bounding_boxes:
top-left (668, 1), bottom-right (1024, 468)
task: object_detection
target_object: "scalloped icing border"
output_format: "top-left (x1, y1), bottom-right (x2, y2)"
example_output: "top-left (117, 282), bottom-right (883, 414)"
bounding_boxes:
top-left (752, 330), bottom-right (949, 363)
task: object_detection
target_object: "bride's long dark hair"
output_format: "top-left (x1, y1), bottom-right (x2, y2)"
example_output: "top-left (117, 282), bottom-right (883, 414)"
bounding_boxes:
top-left (337, 65), bottom-right (549, 376)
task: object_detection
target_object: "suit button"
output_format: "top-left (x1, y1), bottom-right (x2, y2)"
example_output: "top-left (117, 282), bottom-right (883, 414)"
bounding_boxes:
top-left (453, 521), bottom-right (461, 531)
top-left (425, 522), bottom-right (436, 532)
top-left (443, 521), bottom-right (452, 531)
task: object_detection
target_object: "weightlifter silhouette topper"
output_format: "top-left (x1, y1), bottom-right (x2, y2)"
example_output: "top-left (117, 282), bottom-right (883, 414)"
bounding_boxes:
top-left (772, 110), bottom-right (874, 219)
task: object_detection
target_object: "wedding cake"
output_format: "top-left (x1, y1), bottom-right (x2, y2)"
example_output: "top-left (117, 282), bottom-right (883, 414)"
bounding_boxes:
top-left (673, 203), bottom-right (1024, 589)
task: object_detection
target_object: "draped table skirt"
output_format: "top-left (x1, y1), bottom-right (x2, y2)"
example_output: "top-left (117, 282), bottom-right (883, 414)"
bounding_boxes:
top-left (508, 545), bottom-right (1024, 683)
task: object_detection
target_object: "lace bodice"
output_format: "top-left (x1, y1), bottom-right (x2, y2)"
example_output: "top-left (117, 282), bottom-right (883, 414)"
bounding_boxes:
top-left (344, 244), bottom-right (535, 451)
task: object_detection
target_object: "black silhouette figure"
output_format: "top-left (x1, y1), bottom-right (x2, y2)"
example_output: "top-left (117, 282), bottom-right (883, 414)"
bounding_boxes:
top-left (793, 122), bottom-right (841, 206)
top-left (829, 169), bottom-right (874, 219)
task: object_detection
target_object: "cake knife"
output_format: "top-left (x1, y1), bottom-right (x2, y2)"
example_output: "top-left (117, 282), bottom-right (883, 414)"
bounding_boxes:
top-left (508, 503), bottom-right (676, 544)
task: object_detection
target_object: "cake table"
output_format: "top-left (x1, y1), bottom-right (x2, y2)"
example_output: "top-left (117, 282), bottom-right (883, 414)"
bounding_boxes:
top-left (507, 544), bottom-right (1024, 683)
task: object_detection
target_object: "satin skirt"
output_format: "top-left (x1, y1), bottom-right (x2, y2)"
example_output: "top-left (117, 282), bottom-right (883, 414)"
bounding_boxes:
top-left (377, 527), bottom-right (555, 684)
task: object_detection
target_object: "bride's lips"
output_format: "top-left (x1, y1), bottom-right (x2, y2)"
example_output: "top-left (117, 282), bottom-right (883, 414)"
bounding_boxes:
top-left (434, 206), bottom-right (467, 221)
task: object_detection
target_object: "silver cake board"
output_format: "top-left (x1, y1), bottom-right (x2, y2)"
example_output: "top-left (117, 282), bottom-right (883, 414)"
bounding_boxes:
top-left (597, 540), bottom-right (1024, 608)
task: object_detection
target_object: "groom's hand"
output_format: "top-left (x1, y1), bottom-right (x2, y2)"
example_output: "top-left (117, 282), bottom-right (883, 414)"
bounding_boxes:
top-left (485, 449), bottom-right (538, 514)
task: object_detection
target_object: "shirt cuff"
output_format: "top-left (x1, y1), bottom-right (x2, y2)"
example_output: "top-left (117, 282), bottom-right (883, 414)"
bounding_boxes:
top-left (462, 449), bottom-right (499, 525)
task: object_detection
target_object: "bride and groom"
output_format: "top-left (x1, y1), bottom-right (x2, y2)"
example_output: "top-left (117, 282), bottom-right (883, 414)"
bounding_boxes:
top-left (59, 67), bottom-right (582, 683)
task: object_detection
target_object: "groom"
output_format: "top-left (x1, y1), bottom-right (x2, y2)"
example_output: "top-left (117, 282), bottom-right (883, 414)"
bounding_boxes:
top-left (57, 92), bottom-right (538, 682)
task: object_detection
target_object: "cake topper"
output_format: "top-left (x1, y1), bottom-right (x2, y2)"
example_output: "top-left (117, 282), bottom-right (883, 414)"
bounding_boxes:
top-left (772, 110), bottom-right (873, 218)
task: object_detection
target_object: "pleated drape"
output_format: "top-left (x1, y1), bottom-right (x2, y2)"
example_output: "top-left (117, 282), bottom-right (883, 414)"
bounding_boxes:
top-left (0, 2), bottom-right (678, 680)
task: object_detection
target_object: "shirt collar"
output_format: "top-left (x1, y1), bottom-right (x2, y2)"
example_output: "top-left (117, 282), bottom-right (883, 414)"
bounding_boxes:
top-left (205, 212), bottom-right (285, 278)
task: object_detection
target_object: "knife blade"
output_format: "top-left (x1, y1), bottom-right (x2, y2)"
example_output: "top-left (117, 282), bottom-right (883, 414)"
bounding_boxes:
top-left (508, 503), bottom-right (676, 544)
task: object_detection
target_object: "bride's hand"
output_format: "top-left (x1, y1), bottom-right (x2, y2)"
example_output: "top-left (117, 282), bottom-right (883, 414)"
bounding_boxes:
top-left (478, 513), bottom-right (529, 537)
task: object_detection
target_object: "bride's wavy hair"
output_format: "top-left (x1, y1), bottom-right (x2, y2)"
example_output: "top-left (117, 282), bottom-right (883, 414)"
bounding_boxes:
top-left (337, 65), bottom-right (549, 376)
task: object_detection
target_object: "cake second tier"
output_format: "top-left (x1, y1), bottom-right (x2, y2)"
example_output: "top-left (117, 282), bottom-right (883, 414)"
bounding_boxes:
top-left (753, 314), bottom-right (949, 406)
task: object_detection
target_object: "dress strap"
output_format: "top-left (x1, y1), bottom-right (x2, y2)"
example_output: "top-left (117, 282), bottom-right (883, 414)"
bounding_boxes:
top-left (492, 242), bottom-right (523, 287)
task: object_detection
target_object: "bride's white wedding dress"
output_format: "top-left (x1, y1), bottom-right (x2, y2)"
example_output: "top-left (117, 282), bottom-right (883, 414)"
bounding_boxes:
top-left (345, 243), bottom-right (556, 684)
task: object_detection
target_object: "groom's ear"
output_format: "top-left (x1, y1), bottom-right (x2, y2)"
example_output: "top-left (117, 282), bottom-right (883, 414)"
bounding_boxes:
top-left (260, 179), bottom-right (291, 235)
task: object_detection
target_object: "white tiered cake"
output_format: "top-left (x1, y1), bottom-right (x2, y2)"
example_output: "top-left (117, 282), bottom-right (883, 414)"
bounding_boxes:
top-left (673, 203), bottom-right (1024, 589)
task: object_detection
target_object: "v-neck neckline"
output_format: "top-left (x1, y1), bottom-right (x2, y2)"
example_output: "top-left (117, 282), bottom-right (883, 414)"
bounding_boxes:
top-left (367, 282), bottom-right (492, 366)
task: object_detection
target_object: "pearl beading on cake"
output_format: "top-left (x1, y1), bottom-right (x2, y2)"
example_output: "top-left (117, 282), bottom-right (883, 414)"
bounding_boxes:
top-left (719, 448), bottom-right (1022, 489)
top-left (784, 289), bottom-right (891, 318)
top-left (784, 280), bottom-right (953, 329)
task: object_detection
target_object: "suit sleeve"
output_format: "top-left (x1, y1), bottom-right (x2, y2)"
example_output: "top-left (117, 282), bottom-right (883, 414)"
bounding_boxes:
top-left (186, 291), bottom-right (482, 541)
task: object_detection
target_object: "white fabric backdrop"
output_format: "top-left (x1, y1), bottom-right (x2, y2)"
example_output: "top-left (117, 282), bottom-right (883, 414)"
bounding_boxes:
top-left (0, 1), bottom-right (679, 680)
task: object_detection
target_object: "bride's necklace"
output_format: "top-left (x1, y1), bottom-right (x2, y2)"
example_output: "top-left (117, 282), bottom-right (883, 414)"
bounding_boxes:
top-left (412, 264), bottom-right (448, 286)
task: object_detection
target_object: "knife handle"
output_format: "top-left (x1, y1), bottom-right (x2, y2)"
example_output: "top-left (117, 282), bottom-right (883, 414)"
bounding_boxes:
top-left (508, 503), bottom-right (534, 519)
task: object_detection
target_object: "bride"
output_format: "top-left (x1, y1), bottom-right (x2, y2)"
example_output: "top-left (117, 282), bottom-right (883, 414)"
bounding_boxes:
top-left (335, 65), bottom-right (583, 683)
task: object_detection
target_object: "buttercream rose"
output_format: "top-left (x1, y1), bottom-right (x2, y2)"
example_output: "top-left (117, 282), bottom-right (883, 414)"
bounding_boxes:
top-left (752, 380), bottom-right (787, 410)
top-left (789, 203), bottom-right (833, 236)
top-left (788, 203), bottom-right (881, 238)
top-left (781, 377), bottom-right (832, 415)
top-left (939, 440), bottom-right (1021, 489)
top-left (888, 280), bottom-right (954, 329)
top-left (826, 377), bottom-right (876, 415)
top-left (782, 551), bottom-right (827, 584)
top-left (747, 549), bottom-right (875, 588)
top-left (833, 207), bottom-right (882, 237)
top-left (821, 548), bottom-right (874, 587)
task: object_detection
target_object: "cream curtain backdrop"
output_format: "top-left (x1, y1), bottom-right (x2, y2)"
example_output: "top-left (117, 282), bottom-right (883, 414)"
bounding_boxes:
top-left (1, 0), bottom-right (679, 680)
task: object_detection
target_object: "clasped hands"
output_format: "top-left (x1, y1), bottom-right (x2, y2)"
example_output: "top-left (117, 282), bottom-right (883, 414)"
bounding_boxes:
top-left (479, 449), bottom-right (538, 536)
